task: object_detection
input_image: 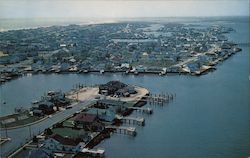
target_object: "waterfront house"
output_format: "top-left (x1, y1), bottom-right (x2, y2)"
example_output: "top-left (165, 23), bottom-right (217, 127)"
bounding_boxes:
top-left (46, 91), bottom-right (69, 107)
top-left (35, 100), bottom-right (55, 115)
top-left (60, 62), bottom-right (70, 72)
top-left (74, 113), bottom-right (104, 131)
top-left (32, 109), bottom-right (44, 117)
top-left (96, 99), bottom-right (127, 114)
top-left (114, 86), bottom-right (136, 97)
top-left (99, 81), bottom-right (127, 95)
top-left (28, 148), bottom-right (54, 158)
top-left (86, 108), bottom-right (116, 122)
top-left (42, 134), bottom-right (84, 153)
top-left (185, 61), bottom-right (201, 73)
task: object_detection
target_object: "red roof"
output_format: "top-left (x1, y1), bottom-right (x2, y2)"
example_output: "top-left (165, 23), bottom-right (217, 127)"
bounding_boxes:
top-left (51, 134), bottom-right (81, 146)
top-left (74, 113), bottom-right (97, 123)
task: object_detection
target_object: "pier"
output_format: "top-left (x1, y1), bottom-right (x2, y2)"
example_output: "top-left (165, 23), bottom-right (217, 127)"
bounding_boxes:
top-left (117, 116), bottom-right (145, 126)
top-left (81, 148), bottom-right (105, 157)
top-left (139, 93), bottom-right (176, 105)
top-left (127, 107), bottom-right (153, 114)
top-left (0, 137), bottom-right (11, 145)
top-left (106, 126), bottom-right (137, 136)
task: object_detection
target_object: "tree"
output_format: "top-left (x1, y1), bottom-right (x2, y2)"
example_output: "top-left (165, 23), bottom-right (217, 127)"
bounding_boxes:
top-left (44, 128), bottom-right (53, 136)
top-left (32, 136), bottom-right (38, 143)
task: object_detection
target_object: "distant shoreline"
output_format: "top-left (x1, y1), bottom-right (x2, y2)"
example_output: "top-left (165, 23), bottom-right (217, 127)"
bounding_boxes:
top-left (0, 16), bottom-right (248, 32)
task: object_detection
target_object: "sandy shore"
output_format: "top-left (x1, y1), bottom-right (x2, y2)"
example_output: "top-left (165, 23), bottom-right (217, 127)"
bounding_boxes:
top-left (66, 87), bottom-right (99, 101)
top-left (67, 85), bottom-right (149, 103)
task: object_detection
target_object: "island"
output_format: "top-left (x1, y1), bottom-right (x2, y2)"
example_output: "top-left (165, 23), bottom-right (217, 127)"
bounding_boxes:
top-left (0, 22), bottom-right (242, 84)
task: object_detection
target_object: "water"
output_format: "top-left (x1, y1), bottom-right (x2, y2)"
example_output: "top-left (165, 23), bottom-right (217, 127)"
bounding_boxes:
top-left (0, 17), bottom-right (249, 157)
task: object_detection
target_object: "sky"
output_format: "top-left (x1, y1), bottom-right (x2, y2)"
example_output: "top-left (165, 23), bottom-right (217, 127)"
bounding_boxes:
top-left (0, 0), bottom-right (249, 18)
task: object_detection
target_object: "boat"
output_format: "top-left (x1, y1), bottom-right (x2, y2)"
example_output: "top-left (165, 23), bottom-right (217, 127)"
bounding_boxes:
top-left (100, 70), bottom-right (105, 74)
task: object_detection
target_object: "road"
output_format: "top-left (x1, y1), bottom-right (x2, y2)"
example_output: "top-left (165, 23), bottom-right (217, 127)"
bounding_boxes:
top-left (0, 100), bottom-right (95, 158)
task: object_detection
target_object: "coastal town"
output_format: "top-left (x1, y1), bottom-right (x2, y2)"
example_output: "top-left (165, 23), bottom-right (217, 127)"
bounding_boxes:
top-left (0, 81), bottom-right (175, 158)
top-left (0, 22), bottom-right (242, 84)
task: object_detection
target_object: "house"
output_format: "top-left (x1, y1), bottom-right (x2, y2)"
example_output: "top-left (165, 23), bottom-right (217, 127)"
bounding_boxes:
top-left (46, 91), bottom-right (69, 106)
top-left (42, 134), bottom-right (84, 153)
top-left (32, 109), bottom-right (44, 117)
top-left (99, 81), bottom-right (127, 95)
top-left (114, 86), bottom-right (136, 97)
top-left (32, 100), bottom-right (55, 115)
top-left (74, 113), bottom-right (104, 131)
top-left (96, 99), bottom-right (127, 114)
top-left (86, 108), bottom-right (116, 122)
top-left (60, 63), bottom-right (70, 72)
top-left (28, 148), bottom-right (54, 158)
top-left (185, 61), bottom-right (201, 73)
top-left (115, 88), bottom-right (130, 97)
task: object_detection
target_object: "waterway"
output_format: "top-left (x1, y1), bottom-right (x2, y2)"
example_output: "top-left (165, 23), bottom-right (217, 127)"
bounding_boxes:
top-left (0, 17), bottom-right (249, 157)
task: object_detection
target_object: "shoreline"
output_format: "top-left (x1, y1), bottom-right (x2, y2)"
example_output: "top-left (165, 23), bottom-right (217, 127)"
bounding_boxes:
top-left (1, 83), bottom-right (155, 158)
top-left (0, 45), bottom-right (244, 86)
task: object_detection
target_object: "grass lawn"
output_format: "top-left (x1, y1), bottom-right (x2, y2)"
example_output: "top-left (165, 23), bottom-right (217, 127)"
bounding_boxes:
top-left (0, 116), bottom-right (42, 128)
top-left (62, 118), bottom-right (75, 128)
top-left (52, 127), bottom-right (84, 138)
top-left (125, 101), bottom-right (137, 107)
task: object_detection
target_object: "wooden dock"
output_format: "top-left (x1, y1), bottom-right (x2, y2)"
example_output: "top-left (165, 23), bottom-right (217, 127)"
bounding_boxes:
top-left (105, 125), bottom-right (137, 136)
top-left (81, 148), bottom-right (105, 157)
top-left (118, 116), bottom-right (145, 126)
top-left (139, 93), bottom-right (176, 105)
top-left (0, 137), bottom-right (11, 145)
top-left (127, 107), bottom-right (153, 114)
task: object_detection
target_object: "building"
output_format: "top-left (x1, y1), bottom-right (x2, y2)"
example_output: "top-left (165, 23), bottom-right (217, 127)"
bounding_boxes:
top-left (42, 134), bottom-right (84, 153)
top-left (99, 81), bottom-right (127, 95)
top-left (35, 101), bottom-right (55, 115)
top-left (96, 99), bottom-right (127, 114)
top-left (86, 108), bottom-right (116, 122)
top-left (28, 148), bottom-right (54, 158)
top-left (74, 113), bottom-right (104, 131)
top-left (114, 86), bottom-right (137, 97)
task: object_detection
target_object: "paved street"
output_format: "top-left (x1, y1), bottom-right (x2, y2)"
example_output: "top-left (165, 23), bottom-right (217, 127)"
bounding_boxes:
top-left (0, 100), bottom-right (94, 158)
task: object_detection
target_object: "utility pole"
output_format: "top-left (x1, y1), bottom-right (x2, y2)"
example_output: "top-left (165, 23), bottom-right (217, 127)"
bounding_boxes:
top-left (4, 124), bottom-right (8, 138)
top-left (29, 125), bottom-right (31, 138)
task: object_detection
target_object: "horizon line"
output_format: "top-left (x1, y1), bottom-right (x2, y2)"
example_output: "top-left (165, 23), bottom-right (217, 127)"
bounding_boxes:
top-left (1, 15), bottom-right (249, 19)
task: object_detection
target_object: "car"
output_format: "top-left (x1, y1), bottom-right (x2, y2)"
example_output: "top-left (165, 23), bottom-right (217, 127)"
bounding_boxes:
top-left (66, 106), bottom-right (73, 109)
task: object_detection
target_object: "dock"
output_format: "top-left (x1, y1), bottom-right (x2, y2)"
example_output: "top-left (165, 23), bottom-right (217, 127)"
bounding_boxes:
top-left (105, 125), bottom-right (137, 136)
top-left (117, 115), bottom-right (145, 126)
top-left (139, 93), bottom-right (176, 105)
top-left (81, 148), bottom-right (105, 157)
top-left (0, 137), bottom-right (11, 145)
top-left (127, 107), bottom-right (153, 114)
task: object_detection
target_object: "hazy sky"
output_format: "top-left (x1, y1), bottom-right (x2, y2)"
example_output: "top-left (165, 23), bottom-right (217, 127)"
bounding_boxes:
top-left (0, 0), bottom-right (249, 18)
